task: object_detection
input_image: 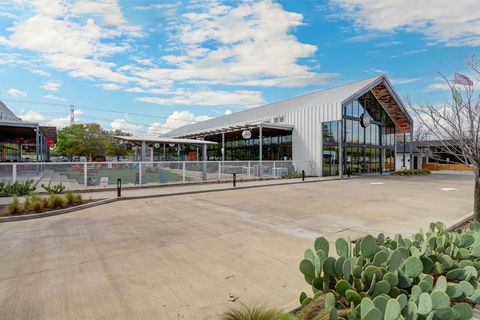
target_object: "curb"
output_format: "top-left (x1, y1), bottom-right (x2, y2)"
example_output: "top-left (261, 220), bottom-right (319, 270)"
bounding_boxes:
top-left (447, 211), bottom-right (474, 231)
top-left (0, 198), bottom-right (117, 223)
top-left (116, 177), bottom-right (342, 201)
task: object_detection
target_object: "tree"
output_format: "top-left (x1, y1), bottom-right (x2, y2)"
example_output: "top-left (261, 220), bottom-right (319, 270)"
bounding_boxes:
top-left (54, 124), bottom-right (88, 160)
top-left (411, 56), bottom-right (480, 220)
top-left (106, 130), bottom-right (132, 161)
top-left (54, 123), bottom-right (109, 161)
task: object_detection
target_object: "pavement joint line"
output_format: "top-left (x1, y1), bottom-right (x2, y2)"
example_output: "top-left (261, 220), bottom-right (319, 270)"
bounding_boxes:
top-left (0, 247), bottom-right (160, 283)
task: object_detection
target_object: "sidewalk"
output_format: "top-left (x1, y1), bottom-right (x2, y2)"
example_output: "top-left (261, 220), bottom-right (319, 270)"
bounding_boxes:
top-left (0, 176), bottom-right (339, 205)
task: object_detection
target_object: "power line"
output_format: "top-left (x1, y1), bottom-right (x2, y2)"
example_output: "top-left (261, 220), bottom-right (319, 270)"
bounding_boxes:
top-left (0, 97), bottom-right (211, 124)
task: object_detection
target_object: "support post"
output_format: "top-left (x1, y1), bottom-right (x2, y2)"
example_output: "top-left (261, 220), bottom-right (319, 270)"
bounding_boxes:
top-left (182, 161), bottom-right (186, 184)
top-left (273, 161), bottom-right (276, 177)
top-left (139, 162), bottom-right (143, 185)
top-left (218, 162), bottom-right (221, 181)
top-left (221, 132), bottom-right (225, 162)
top-left (83, 162), bottom-right (87, 187)
top-left (35, 125), bottom-right (39, 162)
top-left (259, 124), bottom-right (263, 162)
top-left (163, 143), bottom-right (166, 161)
top-left (248, 161), bottom-right (251, 177)
top-left (202, 144), bottom-right (207, 181)
top-left (233, 173), bottom-right (236, 187)
top-left (409, 128), bottom-right (414, 170)
top-left (141, 141), bottom-right (146, 162)
top-left (403, 133), bottom-right (406, 169)
top-left (12, 163), bottom-right (17, 183)
top-left (339, 119), bottom-right (344, 178)
top-left (259, 124), bottom-right (263, 177)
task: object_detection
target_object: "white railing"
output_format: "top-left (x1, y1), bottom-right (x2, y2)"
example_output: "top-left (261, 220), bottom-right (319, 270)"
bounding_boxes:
top-left (0, 161), bottom-right (317, 191)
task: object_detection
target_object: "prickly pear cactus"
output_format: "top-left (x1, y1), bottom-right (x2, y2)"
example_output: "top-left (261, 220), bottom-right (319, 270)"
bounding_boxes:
top-left (299, 221), bottom-right (480, 320)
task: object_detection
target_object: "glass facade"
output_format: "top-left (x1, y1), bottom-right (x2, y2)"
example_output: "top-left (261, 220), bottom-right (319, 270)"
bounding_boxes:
top-left (205, 130), bottom-right (292, 161)
top-left (322, 91), bottom-right (396, 176)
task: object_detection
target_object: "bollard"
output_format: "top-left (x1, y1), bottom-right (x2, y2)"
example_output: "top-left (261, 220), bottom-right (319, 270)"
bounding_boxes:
top-left (233, 173), bottom-right (236, 187)
top-left (117, 178), bottom-right (122, 197)
top-left (302, 170), bottom-right (305, 182)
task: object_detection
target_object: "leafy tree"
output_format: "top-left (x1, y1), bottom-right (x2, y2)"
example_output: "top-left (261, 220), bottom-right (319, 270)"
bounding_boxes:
top-left (54, 124), bottom-right (88, 160)
top-left (54, 123), bottom-right (109, 161)
top-left (106, 130), bottom-right (132, 161)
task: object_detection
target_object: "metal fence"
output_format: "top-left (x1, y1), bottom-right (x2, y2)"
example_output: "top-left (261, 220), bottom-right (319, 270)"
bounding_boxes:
top-left (0, 161), bottom-right (317, 191)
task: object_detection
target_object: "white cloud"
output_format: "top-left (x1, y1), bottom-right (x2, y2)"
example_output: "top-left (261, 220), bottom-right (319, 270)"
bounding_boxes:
top-left (40, 80), bottom-right (61, 91)
top-left (133, 3), bottom-right (181, 11)
top-left (1, 0), bottom-right (141, 84)
top-left (136, 0), bottom-right (336, 87)
top-left (19, 110), bottom-right (45, 121)
top-left (390, 78), bottom-right (422, 85)
top-left (44, 94), bottom-right (67, 101)
top-left (6, 88), bottom-right (27, 97)
top-left (48, 109), bottom-right (83, 128)
top-left (30, 69), bottom-right (50, 77)
top-left (71, 0), bottom-right (129, 27)
top-left (147, 111), bottom-right (211, 135)
top-left (330, 0), bottom-right (480, 47)
top-left (136, 89), bottom-right (263, 106)
top-left (96, 83), bottom-right (123, 90)
top-left (110, 119), bottom-right (142, 134)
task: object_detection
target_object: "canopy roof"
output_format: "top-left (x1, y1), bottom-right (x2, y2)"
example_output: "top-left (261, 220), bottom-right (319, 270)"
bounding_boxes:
top-left (114, 135), bottom-right (217, 145)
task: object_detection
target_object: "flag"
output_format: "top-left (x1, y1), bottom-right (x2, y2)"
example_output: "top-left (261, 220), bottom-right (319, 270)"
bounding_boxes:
top-left (453, 72), bottom-right (473, 86)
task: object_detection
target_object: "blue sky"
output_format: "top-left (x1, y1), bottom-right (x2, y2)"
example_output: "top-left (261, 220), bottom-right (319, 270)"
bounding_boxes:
top-left (0, 0), bottom-right (478, 135)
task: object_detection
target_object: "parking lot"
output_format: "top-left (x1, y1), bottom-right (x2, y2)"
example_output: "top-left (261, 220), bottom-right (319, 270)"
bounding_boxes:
top-left (0, 173), bottom-right (474, 319)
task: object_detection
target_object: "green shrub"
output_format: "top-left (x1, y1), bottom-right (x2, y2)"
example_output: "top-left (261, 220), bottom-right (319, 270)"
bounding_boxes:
top-left (282, 172), bottom-right (303, 179)
top-left (73, 193), bottom-right (83, 204)
top-left (6, 197), bottom-right (22, 215)
top-left (41, 183), bottom-right (66, 194)
top-left (297, 221), bottom-right (478, 320)
top-left (65, 191), bottom-right (75, 205)
top-left (392, 169), bottom-right (431, 176)
top-left (0, 180), bottom-right (36, 197)
top-left (23, 196), bottom-right (32, 211)
top-left (222, 304), bottom-right (294, 320)
top-left (47, 194), bottom-right (67, 209)
top-left (30, 198), bottom-right (44, 212)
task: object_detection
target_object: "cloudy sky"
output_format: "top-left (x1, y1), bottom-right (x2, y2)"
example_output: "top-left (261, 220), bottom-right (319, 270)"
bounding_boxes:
top-left (0, 0), bottom-right (478, 135)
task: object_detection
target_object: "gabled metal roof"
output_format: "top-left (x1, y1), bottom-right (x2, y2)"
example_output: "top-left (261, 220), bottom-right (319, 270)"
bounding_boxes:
top-left (167, 74), bottom-right (412, 137)
top-left (0, 100), bottom-right (21, 122)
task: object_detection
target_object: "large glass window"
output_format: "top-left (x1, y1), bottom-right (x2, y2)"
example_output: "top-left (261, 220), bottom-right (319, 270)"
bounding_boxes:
top-left (322, 120), bottom-right (341, 176)
top-left (342, 91), bottom-right (396, 174)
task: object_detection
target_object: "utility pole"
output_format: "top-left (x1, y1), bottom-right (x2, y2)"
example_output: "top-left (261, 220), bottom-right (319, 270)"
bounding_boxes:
top-left (70, 105), bottom-right (75, 126)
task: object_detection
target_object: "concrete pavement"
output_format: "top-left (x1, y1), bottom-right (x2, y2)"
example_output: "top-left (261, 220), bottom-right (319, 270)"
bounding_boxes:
top-left (0, 173), bottom-right (474, 319)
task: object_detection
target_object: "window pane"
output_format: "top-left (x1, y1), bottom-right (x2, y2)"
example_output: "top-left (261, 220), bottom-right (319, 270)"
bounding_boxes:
top-left (352, 100), bottom-right (360, 118)
top-left (345, 102), bottom-right (353, 116)
top-left (331, 121), bottom-right (338, 143)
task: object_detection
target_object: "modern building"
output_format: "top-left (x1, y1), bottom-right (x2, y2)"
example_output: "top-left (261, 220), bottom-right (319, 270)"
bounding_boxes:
top-left (0, 100), bottom-right (56, 162)
top-left (166, 74), bottom-right (414, 176)
top-left (396, 140), bottom-right (467, 171)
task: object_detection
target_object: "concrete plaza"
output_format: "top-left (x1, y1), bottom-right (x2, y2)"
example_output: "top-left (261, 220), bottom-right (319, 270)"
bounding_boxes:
top-left (0, 173), bottom-right (474, 319)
